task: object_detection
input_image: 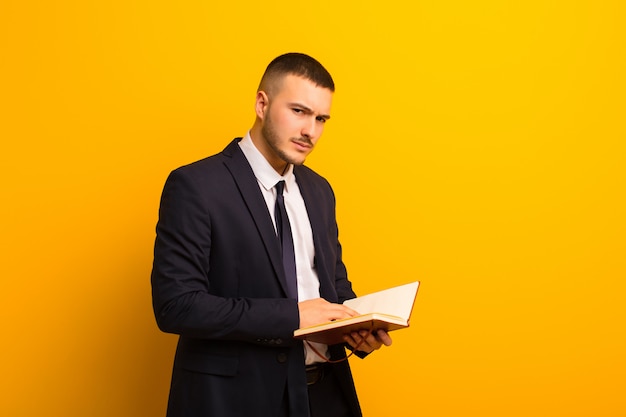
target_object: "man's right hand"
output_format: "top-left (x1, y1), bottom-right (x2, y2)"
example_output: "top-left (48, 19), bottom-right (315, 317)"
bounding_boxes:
top-left (297, 298), bottom-right (359, 329)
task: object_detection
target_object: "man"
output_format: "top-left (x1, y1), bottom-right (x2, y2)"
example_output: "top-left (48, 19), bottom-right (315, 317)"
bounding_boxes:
top-left (151, 52), bottom-right (392, 417)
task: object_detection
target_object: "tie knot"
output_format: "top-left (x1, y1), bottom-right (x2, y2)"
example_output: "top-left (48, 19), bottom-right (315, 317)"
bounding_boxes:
top-left (275, 180), bottom-right (285, 196)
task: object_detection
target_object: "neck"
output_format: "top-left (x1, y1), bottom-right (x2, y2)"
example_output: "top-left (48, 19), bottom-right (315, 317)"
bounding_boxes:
top-left (249, 124), bottom-right (289, 175)
top-left (279, 163), bottom-right (291, 176)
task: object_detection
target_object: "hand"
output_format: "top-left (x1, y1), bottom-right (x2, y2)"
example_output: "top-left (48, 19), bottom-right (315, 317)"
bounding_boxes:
top-left (298, 298), bottom-right (359, 329)
top-left (344, 329), bottom-right (393, 353)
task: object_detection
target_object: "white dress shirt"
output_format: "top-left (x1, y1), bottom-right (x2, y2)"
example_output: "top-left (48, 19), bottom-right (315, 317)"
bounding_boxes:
top-left (238, 133), bottom-right (329, 364)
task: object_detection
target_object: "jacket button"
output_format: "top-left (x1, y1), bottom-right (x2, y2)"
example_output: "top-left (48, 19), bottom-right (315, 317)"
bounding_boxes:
top-left (277, 352), bottom-right (287, 363)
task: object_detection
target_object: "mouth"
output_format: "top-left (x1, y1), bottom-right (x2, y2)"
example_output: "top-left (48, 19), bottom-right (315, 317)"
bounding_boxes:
top-left (292, 138), bottom-right (313, 151)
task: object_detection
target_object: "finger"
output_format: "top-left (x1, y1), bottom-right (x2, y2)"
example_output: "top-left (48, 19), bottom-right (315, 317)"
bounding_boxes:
top-left (328, 305), bottom-right (358, 320)
top-left (354, 331), bottom-right (379, 351)
top-left (343, 333), bottom-right (360, 350)
top-left (376, 329), bottom-right (393, 346)
top-left (359, 331), bottom-right (382, 350)
top-left (342, 305), bottom-right (360, 317)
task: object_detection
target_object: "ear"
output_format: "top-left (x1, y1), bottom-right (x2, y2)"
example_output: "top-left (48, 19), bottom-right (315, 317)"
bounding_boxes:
top-left (255, 91), bottom-right (269, 120)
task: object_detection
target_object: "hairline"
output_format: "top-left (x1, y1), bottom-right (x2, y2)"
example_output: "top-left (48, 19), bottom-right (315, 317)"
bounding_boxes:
top-left (258, 73), bottom-right (334, 98)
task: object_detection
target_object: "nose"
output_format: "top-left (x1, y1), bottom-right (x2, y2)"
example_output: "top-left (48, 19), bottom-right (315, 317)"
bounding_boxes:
top-left (301, 116), bottom-right (320, 140)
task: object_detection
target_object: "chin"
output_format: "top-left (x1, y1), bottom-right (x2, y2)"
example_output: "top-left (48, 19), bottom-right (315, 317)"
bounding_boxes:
top-left (281, 150), bottom-right (309, 166)
top-left (287, 158), bottom-right (306, 166)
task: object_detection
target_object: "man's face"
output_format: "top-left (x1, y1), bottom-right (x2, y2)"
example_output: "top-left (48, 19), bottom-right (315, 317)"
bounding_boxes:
top-left (257, 74), bottom-right (333, 173)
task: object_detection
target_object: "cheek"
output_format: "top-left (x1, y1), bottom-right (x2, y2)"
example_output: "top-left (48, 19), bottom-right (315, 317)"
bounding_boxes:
top-left (275, 113), bottom-right (299, 133)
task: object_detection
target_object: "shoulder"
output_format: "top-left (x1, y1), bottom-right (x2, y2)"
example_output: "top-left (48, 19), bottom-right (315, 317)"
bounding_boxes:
top-left (294, 165), bottom-right (337, 204)
top-left (168, 138), bottom-right (242, 181)
top-left (173, 154), bottom-right (222, 177)
top-left (293, 164), bottom-right (331, 188)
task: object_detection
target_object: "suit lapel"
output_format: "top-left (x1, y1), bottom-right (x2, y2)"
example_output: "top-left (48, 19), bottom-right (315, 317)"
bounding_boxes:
top-left (221, 139), bottom-right (291, 298)
top-left (294, 166), bottom-right (337, 302)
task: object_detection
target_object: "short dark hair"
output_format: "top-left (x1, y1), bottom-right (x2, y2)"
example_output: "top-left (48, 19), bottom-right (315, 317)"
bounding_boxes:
top-left (258, 52), bottom-right (335, 93)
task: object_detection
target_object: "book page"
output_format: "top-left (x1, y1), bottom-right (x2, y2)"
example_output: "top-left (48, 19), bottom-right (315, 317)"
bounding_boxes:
top-left (343, 281), bottom-right (419, 320)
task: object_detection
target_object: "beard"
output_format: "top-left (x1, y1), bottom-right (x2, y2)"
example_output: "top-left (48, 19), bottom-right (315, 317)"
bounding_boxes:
top-left (261, 110), bottom-right (313, 167)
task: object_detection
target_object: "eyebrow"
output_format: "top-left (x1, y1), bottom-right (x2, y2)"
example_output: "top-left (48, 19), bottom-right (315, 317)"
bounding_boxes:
top-left (290, 102), bottom-right (331, 121)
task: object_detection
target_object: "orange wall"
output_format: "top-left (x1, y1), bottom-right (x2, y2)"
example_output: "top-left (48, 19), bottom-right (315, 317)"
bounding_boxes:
top-left (1, 1), bottom-right (625, 416)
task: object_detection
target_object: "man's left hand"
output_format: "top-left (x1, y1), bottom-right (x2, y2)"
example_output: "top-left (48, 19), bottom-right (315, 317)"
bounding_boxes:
top-left (344, 329), bottom-right (392, 353)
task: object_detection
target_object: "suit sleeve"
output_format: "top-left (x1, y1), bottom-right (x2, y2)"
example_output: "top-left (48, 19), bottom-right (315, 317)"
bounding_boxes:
top-left (150, 168), bottom-right (300, 344)
top-left (326, 182), bottom-right (357, 304)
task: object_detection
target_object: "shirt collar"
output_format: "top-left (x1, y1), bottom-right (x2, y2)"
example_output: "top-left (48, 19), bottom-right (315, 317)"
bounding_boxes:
top-left (238, 132), bottom-right (295, 192)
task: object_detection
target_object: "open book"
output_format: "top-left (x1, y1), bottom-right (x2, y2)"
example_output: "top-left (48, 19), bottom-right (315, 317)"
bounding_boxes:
top-left (293, 281), bottom-right (420, 345)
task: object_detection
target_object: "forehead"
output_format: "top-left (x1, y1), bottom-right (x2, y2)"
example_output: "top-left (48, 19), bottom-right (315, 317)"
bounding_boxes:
top-left (272, 74), bottom-right (333, 113)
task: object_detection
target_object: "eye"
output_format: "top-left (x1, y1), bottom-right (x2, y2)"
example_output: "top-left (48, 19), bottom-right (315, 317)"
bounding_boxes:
top-left (316, 116), bottom-right (328, 123)
top-left (293, 108), bottom-right (303, 114)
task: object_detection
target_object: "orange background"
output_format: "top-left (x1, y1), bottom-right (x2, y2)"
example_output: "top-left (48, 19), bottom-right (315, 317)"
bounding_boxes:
top-left (1, 1), bottom-right (625, 416)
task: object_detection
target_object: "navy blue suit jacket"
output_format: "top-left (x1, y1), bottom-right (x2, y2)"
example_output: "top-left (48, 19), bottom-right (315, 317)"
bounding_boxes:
top-left (151, 138), bottom-right (361, 417)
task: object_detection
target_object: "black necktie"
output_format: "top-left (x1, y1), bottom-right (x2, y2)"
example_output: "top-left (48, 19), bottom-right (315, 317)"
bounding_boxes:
top-left (274, 180), bottom-right (298, 299)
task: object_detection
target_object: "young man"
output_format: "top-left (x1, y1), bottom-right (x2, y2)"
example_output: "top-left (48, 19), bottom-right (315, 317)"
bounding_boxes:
top-left (151, 53), bottom-right (392, 417)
